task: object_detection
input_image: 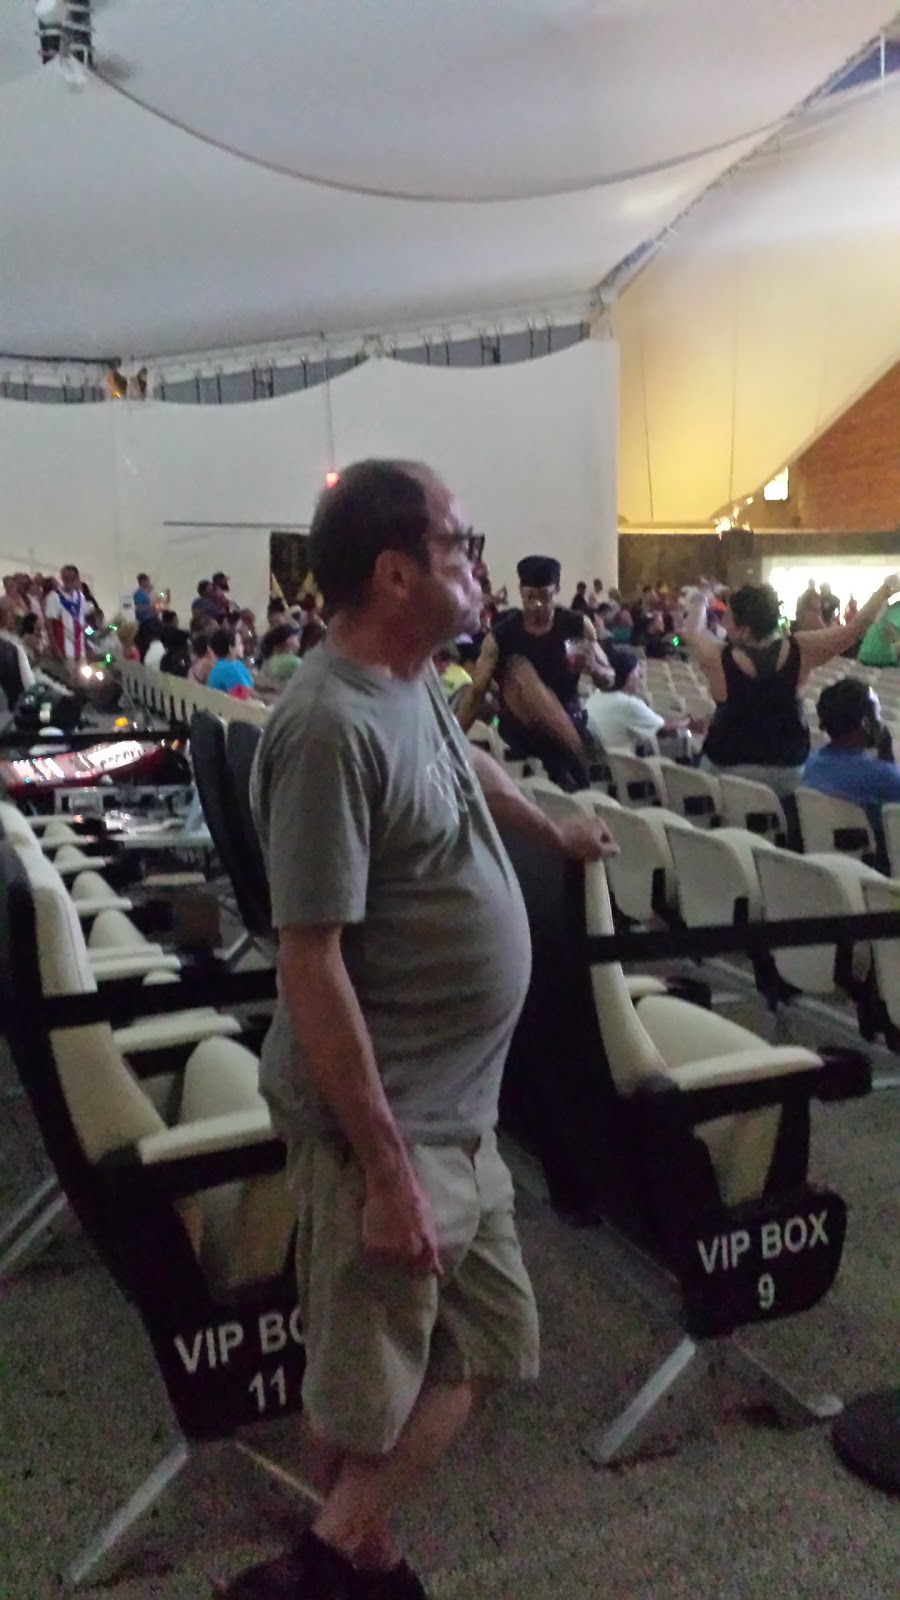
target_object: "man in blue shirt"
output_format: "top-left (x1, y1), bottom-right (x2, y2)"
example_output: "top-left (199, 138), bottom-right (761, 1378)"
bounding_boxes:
top-left (803, 679), bottom-right (900, 836)
top-left (206, 626), bottom-right (255, 694)
top-left (133, 572), bottom-right (155, 622)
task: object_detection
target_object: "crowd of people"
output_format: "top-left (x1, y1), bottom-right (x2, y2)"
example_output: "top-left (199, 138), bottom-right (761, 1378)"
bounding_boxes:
top-left (0, 561), bottom-right (330, 712)
top-left (5, 551), bottom-right (900, 842)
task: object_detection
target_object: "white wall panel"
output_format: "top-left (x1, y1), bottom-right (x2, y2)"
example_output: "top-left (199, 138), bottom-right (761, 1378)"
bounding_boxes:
top-left (0, 341), bottom-right (617, 618)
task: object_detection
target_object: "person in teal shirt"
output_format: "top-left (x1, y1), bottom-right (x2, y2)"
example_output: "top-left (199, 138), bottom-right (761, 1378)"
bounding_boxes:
top-left (206, 626), bottom-right (255, 693)
top-left (858, 600), bottom-right (900, 666)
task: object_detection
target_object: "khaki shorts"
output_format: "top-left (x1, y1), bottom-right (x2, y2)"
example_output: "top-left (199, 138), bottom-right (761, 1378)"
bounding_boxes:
top-left (287, 1128), bottom-right (539, 1456)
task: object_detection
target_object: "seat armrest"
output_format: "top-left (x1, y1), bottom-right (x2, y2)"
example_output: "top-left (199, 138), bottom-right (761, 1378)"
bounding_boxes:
top-left (114, 1011), bottom-right (242, 1054)
top-left (635, 1048), bottom-right (826, 1123)
top-left (74, 896), bottom-right (134, 917)
top-left (108, 1112), bottom-right (287, 1197)
top-left (138, 1107), bottom-right (274, 1164)
top-left (670, 1046), bottom-right (822, 1093)
top-left (54, 856), bottom-right (116, 876)
top-left (91, 952), bottom-right (182, 980)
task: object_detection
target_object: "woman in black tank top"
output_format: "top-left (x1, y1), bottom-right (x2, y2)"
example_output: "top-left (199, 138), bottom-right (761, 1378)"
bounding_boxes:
top-left (683, 578), bottom-right (900, 797)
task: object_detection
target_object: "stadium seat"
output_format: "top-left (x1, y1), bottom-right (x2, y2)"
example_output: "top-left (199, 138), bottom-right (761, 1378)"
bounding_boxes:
top-left (190, 711), bottom-right (274, 962)
top-left (662, 824), bottom-right (788, 1006)
top-left (879, 803), bottom-right (900, 878)
top-left (499, 799), bottom-right (870, 1464)
top-left (753, 849), bottom-right (884, 1037)
top-left (717, 774), bottom-right (790, 846)
top-left (605, 748), bottom-right (668, 808)
top-left (0, 840), bottom-right (297, 1586)
top-left (655, 760), bottom-right (721, 828)
top-left (795, 787), bottom-right (877, 864)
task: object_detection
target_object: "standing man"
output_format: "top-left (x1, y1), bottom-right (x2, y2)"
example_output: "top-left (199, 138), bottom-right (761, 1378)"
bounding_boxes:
top-left (44, 563), bottom-right (87, 667)
top-left (457, 554), bottom-right (613, 789)
top-left (230, 461), bottom-right (614, 1600)
top-left (133, 572), bottom-right (156, 622)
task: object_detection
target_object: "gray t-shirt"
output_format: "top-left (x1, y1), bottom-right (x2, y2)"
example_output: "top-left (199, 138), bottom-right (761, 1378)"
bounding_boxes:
top-left (252, 641), bottom-right (532, 1145)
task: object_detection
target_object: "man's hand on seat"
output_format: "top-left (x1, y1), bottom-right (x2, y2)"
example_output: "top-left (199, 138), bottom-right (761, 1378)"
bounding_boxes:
top-left (553, 814), bottom-right (618, 862)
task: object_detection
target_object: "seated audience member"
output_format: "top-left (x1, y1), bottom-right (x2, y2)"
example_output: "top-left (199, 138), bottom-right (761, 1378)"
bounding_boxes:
top-left (685, 576), bottom-right (900, 796)
top-left (297, 592), bottom-right (327, 656)
top-left (187, 632), bottom-right (213, 683)
top-left (0, 599), bottom-right (35, 710)
top-left (116, 620), bottom-right (140, 662)
top-left (18, 612), bottom-right (42, 665)
top-left (458, 554), bottom-right (613, 789)
top-left (570, 580), bottom-right (590, 614)
top-left (588, 577), bottom-right (604, 612)
top-left (258, 623), bottom-right (301, 691)
top-left (804, 678), bottom-right (900, 851)
top-left (434, 644), bottom-right (472, 701)
top-left (137, 616), bottom-right (164, 668)
top-left (142, 609), bottom-right (183, 672)
top-left (160, 628), bottom-right (192, 677)
top-left (192, 579), bottom-right (223, 625)
top-left (133, 572), bottom-right (156, 622)
top-left (236, 608), bottom-right (259, 661)
top-left (632, 606), bottom-right (675, 658)
top-left (210, 570), bottom-right (233, 613)
top-left (266, 596), bottom-right (288, 627)
top-left (207, 626), bottom-right (255, 694)
top-left (585, 646), bottom-right (690, 753)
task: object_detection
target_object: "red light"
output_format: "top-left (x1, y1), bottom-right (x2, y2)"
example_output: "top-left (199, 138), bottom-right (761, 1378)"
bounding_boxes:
top-left (325, 470), bottom-right (340, 488)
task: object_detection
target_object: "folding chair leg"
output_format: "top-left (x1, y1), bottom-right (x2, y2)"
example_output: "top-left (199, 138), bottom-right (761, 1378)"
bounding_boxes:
top-left (67, 1439), bottom-right (191, 1589)
top-left (723, 1340), bottom-right (843, 1427)
top-left (0, 1183), bottom-right (68, 1278)
top-left (583, 1334), bottom-right (704, 1465)
top-left (222, 931), bottom-right (254, 969)
top-left (583, 1333), bottom-right (843, 1467)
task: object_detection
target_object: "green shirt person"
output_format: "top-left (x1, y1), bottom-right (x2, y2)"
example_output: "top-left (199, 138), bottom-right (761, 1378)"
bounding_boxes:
top-left (859, 601), bottom-right (900, 667)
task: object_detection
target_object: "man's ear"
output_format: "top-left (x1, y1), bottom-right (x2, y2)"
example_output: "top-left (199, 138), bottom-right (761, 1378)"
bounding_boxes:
top-left (370, 547), bottom-right (419, 603)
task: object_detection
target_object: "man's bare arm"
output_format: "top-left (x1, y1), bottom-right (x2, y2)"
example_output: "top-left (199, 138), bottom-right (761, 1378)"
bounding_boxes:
top-left (277, 925), bottom-right (441, 1274)
top-left (468, 746), bottom-right (617, 861)
top-left (455, 633), bottom-right (499, 731)
top-left (579, 616), bottom-right (614, 686)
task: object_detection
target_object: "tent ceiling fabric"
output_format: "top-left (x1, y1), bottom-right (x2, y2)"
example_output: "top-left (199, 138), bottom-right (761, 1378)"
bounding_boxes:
top-left (0, 69), bottom-right (760, 360)
top-left (75, 0), bottom-right (898, 200)
top-left (0, 1), bottom-right (896, 359)
top-left (616, 77), bottom-right (900, 527)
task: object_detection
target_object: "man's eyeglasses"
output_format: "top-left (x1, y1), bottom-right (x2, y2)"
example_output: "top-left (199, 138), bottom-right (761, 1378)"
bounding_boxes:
top-left (428, 530), bottom-right (485, 564)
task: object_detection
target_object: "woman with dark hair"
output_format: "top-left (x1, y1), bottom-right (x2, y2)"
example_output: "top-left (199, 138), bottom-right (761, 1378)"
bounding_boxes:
top-left (259, 622), bottom-right (301, 692)
top-left (683, 576), bottom-right (900, 795)
top-left (187, 632), bottom-right (213, 683)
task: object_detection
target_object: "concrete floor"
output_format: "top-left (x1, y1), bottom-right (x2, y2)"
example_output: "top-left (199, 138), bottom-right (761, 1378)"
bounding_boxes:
top-left (1, 987), bottom-right (898, 1600)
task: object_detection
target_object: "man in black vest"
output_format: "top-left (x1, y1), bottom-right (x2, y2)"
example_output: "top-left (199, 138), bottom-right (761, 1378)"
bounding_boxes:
top-left (457, 555), bottom-right (612, 788)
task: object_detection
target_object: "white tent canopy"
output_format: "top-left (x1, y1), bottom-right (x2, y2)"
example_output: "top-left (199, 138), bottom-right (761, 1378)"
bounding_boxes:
top-left (616, 74), bottom-right (900, 527)
top-left (0, 1), bottom-right (895, 361)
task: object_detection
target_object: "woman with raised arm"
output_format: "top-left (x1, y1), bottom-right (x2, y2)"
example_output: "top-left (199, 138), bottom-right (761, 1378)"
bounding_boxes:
top-left (681, 574), bottom-right (900, 797)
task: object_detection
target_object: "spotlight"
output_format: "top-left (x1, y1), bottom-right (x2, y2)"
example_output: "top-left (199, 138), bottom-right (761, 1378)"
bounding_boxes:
top-left (325, 470), bottom-right (340, 489)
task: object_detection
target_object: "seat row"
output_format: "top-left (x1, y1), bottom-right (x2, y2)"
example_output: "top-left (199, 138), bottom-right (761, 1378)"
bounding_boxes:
top-left (518, 776), bottom-right (900, 1053)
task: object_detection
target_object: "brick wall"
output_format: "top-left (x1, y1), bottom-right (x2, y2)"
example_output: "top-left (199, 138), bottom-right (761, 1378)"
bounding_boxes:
top-left (748, 361), bottom-right (900, 532)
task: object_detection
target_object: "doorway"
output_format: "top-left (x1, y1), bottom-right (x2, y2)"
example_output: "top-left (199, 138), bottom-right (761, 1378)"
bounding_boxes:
top-left (270, 530), bottom-right (312, 604)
